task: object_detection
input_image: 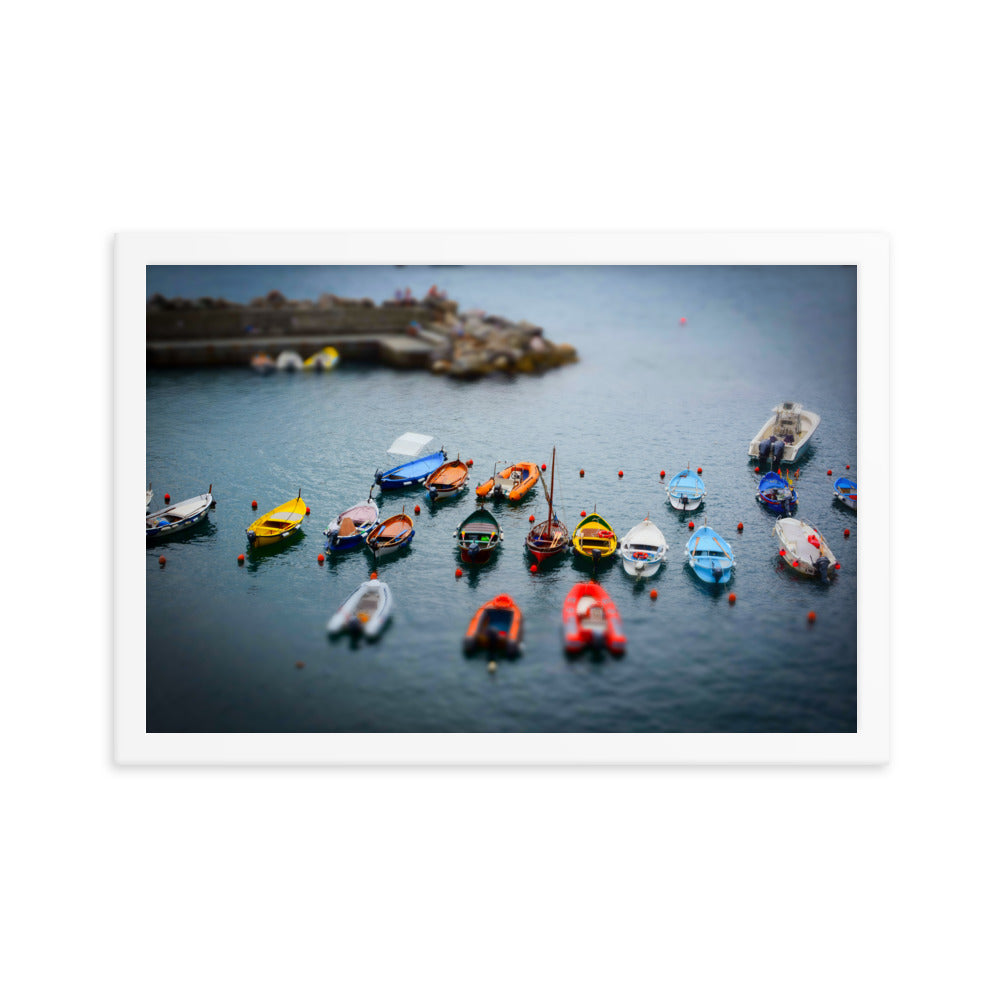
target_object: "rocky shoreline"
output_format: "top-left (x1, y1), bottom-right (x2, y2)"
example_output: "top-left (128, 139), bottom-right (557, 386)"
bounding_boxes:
top-left (146, 289), bottom-right (578, 379)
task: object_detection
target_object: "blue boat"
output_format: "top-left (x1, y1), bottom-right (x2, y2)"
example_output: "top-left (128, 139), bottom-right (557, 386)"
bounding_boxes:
top-left (374, 450), bottom-right (447, 490)
top-left (686, 525), bottom-right (735, 585)
top-left (666, 468), bottom-right (706, 511)
top-left (323, 498), bottom-right (380, 554)
top-left (834, 477), bottom-right (857, 510)
top-left (757, 470), bottom-right (797, 514)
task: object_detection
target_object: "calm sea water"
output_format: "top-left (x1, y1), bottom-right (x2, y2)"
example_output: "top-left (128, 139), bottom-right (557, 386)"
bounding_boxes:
top-left (146, 265), bottom-right (857, 733)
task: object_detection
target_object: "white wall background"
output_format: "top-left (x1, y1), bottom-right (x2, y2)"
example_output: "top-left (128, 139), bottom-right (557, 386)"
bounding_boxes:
top-left (3, 3), bottom-right (993, 997)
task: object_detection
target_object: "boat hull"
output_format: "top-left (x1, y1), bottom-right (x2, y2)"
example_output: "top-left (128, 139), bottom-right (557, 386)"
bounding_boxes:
top-left (246, 496), bottom-right (307, 549)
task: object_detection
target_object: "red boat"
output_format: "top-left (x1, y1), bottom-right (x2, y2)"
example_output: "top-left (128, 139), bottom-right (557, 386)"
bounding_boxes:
top-left (562, 582), bottom-right (626, 655)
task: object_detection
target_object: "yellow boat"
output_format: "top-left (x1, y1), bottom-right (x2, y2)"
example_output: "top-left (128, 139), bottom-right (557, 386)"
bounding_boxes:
top-left (303, 346), bottom-right (340, 371)
top-left (246, 490), bottom-right (307, 549)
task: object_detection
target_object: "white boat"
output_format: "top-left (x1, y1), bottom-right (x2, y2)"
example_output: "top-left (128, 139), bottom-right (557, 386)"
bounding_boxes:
top-left (146, 483), bottom-right (153, 510)
top-left (748, 402), bottom-right (820, 464)
top-left (146, 486), bottom-right (214, 541)
top-left (773, 517), bottom-right (837, 582)
top-left (620, 518), bottom-right (668, 578)
top-left (276, 350), bottom-right (304, 371)
top-left (327, 579), bottom-right (392, 638)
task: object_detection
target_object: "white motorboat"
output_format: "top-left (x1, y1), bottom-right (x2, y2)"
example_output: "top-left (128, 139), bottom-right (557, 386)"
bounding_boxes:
top-left (773, 518), bottom-right (837, 582)
top-left (327, 579), bottom-right (393, 638)
top-left (620, 518), bottom-right (668, 578)
top-left (748, 402), bottom-right (820, 464)
top-left (276, 350), bottom-right (304, 371)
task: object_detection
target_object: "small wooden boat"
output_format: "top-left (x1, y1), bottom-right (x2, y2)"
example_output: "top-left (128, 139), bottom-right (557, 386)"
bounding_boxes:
top-left (365, 510), bottom-right (415, 557)
top-left (834, 477), bottom-right (857, 510)
top-left (327, 580), bottom-right (393, 638)
top-left (323, 496), bottom-right (380, 553)
top-left (572, 512), bottom-right (618, 562)
top-left (463, 594), bottom-right (522, 657)
top-left (757, 470), bottom-right (798, 514)
top-left (563, 582), bottom-right (626, 654)
top-left (686, 523), bottom-right (735, 584)
top-left (246, 490), bottom-right (306, 549)
top-left (454, 508), bottom-right (503, 564)
top-left (146, 483), bottom-right (153, 510)
top-left (773, 518), bottom-right (837, 582)
top-left (425, 457), bottom-right (469, 502)
top-left (475, 461), bottom-right (540, 502)
top-left (250, 351), bottom-right (277, 375)
top-left (525, 447), bottom-right (569, 563)
top-left (303, 346), bottom-right (340, 371)
top-left (748, 401), bottom-right (820, 464)
top-left (146, 486), bottom-right (214, 541)
top-left (666, 468), bottom-right (706, 511)
top-left (276, 349), bottom-right (304, 371)
top-left (619, 518), bottom-right (668, 578)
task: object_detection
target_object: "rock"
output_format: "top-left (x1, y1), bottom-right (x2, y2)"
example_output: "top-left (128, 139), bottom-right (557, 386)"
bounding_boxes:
top-left (265, 290), bottom-right (287, 307)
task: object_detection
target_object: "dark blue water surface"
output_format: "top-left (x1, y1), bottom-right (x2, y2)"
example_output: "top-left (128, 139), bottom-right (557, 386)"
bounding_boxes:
top-left (146, 265), bottom-right (857, 733)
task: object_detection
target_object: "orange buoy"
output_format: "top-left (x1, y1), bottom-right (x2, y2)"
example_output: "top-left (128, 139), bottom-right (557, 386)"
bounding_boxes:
top-left (650, 589), bottom-right (658, 600)
top-left (697, 467), bottom-right (702, 474)
top-left (370, 571), bottom-right (377, 580)
top-left (579, 469), bottom-right (585, 477)
top-left (237, 553), bottom-right (245, 564)
top-left (844, 528), bottom-right (850, 537)
top-left (455, 568), bottom-right (463, 578)
top-left (687, 521), bottom-right (694, 529)
top-left (679, 317), bottom-right (687, 325)
top-left (660, 470), bottom-right (665, 478)
top-left (807, 611), bottom-right (817, 624)
top-left (252, 500), bottom-right (257, 510)
top-left (295, 661), bottom-right (304, 669)
top-left (158, 555), bottom-right (166, 567)
top-left (529, 564), bottom-right (537, 574)
top-left (754, 466), bottom-right (760, 473)
top-left (414, 505), bottom-right (421, 515)
top-left (618, 470), bottom-right (623, 478)
top-left (737, 522), bottom-right (744, 531)
top-left (728, 593), bottom-right (736, 604)
top-left (164, 494), bottom-right (170, 503)
top-left (317, 553), bottom-right (324, 564)
top-left (529, 515), bottom-right (535, 523)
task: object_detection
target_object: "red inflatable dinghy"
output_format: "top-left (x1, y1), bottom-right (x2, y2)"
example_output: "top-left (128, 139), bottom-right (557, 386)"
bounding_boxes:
top-left (562, 581), bottom-right (626, 655)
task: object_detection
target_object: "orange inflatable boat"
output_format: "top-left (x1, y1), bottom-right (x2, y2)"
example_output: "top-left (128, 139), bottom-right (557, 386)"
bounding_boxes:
top-left (475, 462), bottom-right (540, 502)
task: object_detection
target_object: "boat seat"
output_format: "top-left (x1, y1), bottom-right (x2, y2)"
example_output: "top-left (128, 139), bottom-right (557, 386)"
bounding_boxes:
top-left (339, 516), bottom-right (357, 536)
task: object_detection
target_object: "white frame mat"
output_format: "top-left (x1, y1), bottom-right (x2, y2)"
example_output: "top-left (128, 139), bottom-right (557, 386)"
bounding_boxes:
top-left (116, 232), bottom-right (890, 765)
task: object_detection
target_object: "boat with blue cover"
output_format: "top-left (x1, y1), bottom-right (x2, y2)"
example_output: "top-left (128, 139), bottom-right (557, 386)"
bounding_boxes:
top-left (666, 468), bottom-right (706, 511)
top-left (685, 523), bottom-right (735, 585)
top-left (834, 477), bottom-right (857, 510)
top-left (757, 470), bottom-right (797, 514)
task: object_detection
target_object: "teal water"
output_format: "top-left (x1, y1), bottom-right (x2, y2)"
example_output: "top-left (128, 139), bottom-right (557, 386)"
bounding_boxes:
top-left (146, 265), bottom-right (857, 732)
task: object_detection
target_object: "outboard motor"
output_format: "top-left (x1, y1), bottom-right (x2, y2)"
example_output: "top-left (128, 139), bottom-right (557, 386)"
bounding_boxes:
top-left (758, 438), bottom-right (772, 463)
top-left (783, 497), bottom-right (792, 514)
top-left (815, 556), bottom-right (831, 583)
top-left (712, 565), bottom-right (723, 582)
top-left (772, 439), bottom-right (786, 464)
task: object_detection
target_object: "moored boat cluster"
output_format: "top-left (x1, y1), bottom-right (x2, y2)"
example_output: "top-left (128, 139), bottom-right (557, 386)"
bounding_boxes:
top-left (148, 402), bottom-right (856, 664)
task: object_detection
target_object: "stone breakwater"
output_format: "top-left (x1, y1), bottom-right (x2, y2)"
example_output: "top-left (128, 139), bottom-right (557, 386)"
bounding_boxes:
top-left (146, 290), bottom-right (578, 378)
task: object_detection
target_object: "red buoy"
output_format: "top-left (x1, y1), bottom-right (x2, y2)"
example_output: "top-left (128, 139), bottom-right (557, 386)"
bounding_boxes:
top-left (579, 469), bottom-right (585, 477)
top-left (650, 589), bottom-right (658, 600)
top-left (834, 563), bottom-right (841, 569)
top-left (164, 494), bottom-right (170, 503)
top-left (414, 505), bottom-right (421, 515)
top-left (660, 470), bottom-right (665, 478)
top-left (728, 593), bottom-right (736, 605)
top-left (370, 571), bottom-right (377, 580)
top-left (541, 463), bottom-right (547, 471)
top-left (618, 470), bottom-right (623, 478)
top-left (737, 522), bottom-right (744, 532)
top-left (529, 515), bottom-right (535, 523)
top-left (754, 466), bottom-right (760, 473)
top-left (779, 549), bottom-right (786, 556)
top-left (687, 520), bottom-right (694, 529)
top-left (237, 553), bottom-right (244, 564)
top-left (467, 458), bottom-right (473, 467)
top-left (529, 564), bottom-right (537, 574)
top-left (158, 555), bottom-right (166, 567)
top-left (455, 568), bottom-right (463, 578)
top-left (793, 560), bottom-right (800, 567)
top-left (697, 467), bottom-right (702, 474)
top-left (581, 510), bottom-right (587, 517)
top-left (317, 553), bottom-right (324, 564)
top-left (827, 469), bottom-right (833, 476)
top-left (679, 317), bottom-right (687, 325)
top-left (252, 500), bottom-right (257, 510)
top-left (305, 507), bottom-right (311, 515)
top-left (807, 611), bottom-right (817, 624)
top-left (295, 661), bottom-right (304, 669)
top-left (846, 464), bottom-right (851, 470)
top-left (844, 528), bottom-right (851, 537)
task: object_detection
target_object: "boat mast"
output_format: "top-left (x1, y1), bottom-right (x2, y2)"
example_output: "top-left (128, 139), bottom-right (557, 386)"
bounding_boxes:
top-left (545, 447), bottom-right (555, 533)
